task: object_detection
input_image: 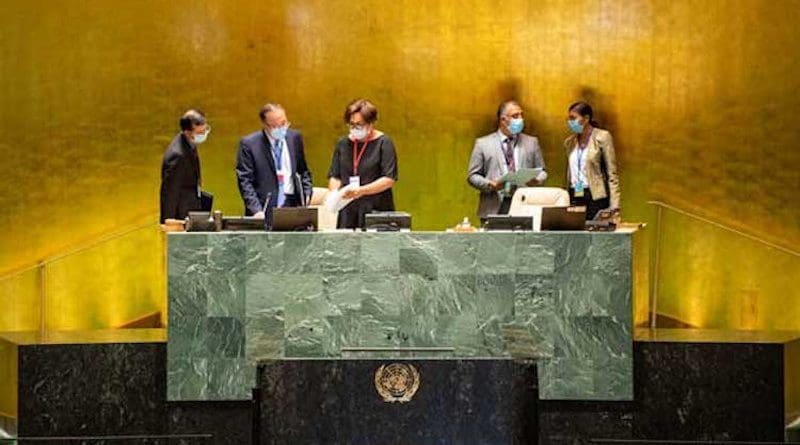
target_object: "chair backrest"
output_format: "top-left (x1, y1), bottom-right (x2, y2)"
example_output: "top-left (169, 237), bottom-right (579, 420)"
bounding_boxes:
top-left (508, 187), bottom-right (570, 216)
top-left (310, 187), bottom-right (329, 206)
top-left (508, 187), bottom-right (570, 231)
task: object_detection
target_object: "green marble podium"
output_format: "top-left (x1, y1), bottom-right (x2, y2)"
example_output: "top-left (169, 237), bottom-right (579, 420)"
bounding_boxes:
top-left (166, 231), bottom-right (636, 402)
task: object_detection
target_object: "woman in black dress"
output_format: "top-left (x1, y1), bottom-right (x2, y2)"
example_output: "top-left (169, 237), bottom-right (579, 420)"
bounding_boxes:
top-left (327, 99), bottom-right (398, 229)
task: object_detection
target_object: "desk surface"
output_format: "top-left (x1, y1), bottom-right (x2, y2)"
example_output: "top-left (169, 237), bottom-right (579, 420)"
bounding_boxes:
top-left (167, 224), bottom-right (643, 236)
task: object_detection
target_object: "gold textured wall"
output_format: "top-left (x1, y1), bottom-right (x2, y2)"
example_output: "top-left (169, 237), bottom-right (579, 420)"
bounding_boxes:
top-left (0, 338), bottom-right (17, 417)
top-left (0, 0), bottom-right (798, 331)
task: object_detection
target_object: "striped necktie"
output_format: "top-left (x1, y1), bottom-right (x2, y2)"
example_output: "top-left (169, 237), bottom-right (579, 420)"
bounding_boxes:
top-left (503, 137), bottom-right (516, 172)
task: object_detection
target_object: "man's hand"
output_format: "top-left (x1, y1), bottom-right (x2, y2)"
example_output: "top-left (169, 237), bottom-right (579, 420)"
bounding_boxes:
top-left (253, 211), bottom-right (265, 219)
top-left (525, 178), bottom-right (542, 186)
top-left (488, 179), bottom-right (505, 191)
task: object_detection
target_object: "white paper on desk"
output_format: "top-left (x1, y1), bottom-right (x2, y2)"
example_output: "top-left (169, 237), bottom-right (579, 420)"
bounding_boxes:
top-left (324, 185), bottom-right (355, 213)
top-left (498, 168), bottom-right (543, 186)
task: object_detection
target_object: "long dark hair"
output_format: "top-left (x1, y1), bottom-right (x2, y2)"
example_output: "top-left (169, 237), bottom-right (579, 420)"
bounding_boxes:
top-left (569, 101), bottom-right (600, 128)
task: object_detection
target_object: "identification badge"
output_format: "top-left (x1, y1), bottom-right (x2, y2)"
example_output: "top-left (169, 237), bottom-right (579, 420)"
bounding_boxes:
top-left (574, 182), bottom-right (585, 198)
top-left (349, 176), bottom-right (361, 188)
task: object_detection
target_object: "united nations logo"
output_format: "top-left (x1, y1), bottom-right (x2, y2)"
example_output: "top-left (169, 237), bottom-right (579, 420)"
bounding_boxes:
top-left (374, 363), bottom-right (420, 403)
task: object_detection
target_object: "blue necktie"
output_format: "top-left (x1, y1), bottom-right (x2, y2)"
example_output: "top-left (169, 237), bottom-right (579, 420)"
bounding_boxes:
top-left (273, 140), bottom-right (286, 207)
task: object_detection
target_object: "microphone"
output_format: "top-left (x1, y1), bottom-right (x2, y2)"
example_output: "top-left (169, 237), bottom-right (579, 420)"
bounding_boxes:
top-left (261, 192), bottom-right (273, 213)
top-left (295, 172), bottom-right (307, 207)
top-left (262, 192), bottom-right (273, 232)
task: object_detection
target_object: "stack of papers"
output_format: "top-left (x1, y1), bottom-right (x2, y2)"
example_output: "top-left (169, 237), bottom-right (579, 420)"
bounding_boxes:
top-left (324, 185), bottom-right (355, 213)
top-left (498, 167), bottom-right (543, 186)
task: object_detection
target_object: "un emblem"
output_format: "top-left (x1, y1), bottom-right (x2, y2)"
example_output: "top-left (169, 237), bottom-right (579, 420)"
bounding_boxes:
top-left (374, 363), bottom-right (420, 403)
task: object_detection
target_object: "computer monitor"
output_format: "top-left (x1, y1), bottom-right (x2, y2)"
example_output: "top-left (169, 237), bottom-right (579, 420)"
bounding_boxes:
top-left (270, 207), bottom-right (318, 232)
top-left (540, 207), bottom-right (586, 231)
top-left (222, 216), bottom-right (264, 231)
top-left (186, 211), bottom-right (216, 232)
top-left (483, 215), bottom-right (533, 231)
top-left (364, 212), bottom-right (411, 231)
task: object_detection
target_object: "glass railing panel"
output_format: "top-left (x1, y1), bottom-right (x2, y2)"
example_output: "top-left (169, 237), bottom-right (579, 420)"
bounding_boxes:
top-left (42, 225), bottom-right (165, 331)
top-left (0, 268), bottom-right (40, 333)
top-left (651, 202), bottom-right (800, 330)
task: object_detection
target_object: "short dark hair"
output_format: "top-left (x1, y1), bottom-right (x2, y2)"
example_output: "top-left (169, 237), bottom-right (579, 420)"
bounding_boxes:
top-left (179, 109), bottom-right (206, 131)
top-left (259, 103), bottom-right (284, 121)
top-left (343, 99), bottom-right (378, 124)
top-left (496, 100), bottom-right (521, 120)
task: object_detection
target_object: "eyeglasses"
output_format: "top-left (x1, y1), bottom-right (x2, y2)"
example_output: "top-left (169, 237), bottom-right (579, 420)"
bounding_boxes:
top-left (195, 125), bottom-right (211, 136)
top-left (348, 122), bottom-right (367, 130)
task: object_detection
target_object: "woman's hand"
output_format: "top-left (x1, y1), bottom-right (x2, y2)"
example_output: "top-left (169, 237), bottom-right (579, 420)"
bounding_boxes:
top-left (345, 177), bottom-right (395, 198)
top-left (342, 186), bottom-right (362, 199)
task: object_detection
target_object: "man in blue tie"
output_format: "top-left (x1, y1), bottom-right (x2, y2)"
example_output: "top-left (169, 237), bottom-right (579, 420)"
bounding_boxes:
top-left (236, 103), bottom-right (314, 217)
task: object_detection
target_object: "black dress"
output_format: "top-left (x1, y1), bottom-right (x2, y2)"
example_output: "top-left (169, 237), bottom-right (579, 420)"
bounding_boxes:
top-left (327, 134), bottom-right (398, 229)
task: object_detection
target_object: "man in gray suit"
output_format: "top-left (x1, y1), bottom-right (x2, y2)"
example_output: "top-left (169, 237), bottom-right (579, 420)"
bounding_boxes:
top-left (467, 100), bottom-right (548, 220)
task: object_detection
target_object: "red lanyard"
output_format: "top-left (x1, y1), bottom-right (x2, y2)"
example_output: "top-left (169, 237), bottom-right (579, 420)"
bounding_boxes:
top-left (352, 132), bottom-right (373, 174)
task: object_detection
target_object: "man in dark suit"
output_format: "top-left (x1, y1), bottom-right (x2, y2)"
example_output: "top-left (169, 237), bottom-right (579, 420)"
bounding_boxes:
top-left (160, 109), bottom-right (210, 223)
top-left (236, 103), bottom-right (313, 217)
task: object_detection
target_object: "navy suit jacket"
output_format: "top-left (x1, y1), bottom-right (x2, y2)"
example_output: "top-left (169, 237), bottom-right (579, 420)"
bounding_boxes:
top-left (235, 129), bottom-right (313, 215)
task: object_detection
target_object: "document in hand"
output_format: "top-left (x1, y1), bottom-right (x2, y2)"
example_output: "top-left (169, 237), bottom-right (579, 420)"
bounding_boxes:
top-left (498, 168), bottom-right (543, 186)
top-left (324, 185), bottom-right (355, 213)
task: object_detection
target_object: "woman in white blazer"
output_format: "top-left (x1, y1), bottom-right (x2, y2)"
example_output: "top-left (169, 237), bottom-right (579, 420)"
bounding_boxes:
top-left (563, 102), bottom-right (621, 220)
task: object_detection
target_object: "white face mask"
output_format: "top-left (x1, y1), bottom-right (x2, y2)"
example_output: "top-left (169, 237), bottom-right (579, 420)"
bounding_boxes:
top-left (193, 131), bottom-right (208, 145)
top-left (349, 126), bottom-right (369, 141)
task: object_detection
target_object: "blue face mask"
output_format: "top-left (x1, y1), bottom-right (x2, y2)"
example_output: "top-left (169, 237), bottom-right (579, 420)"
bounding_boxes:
top-left (568, 118), bottom-right (583, 134)
top-left (270, 125), bottom-right (288, 140)
top-left (508, 118), bottom-right (524, 135)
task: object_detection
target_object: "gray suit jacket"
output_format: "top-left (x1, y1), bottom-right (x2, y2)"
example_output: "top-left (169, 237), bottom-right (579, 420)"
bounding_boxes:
top-left (467, 131), bottom-right (547, 218)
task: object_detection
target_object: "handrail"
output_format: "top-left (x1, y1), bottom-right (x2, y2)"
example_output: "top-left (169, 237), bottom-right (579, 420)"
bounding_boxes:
top-left (647, 200), bottom-right (799, 258)
top-left (0, 214), bottom-right (160, 282)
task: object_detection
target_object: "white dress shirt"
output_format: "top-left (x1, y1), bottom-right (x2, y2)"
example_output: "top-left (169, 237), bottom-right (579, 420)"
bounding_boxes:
top-left (497, 130), bottom-right (519, 175)
top-left (497, 130), bottom-right (548, 183)
top-left (265, 131), bottom-right (295, 195)
top-left (569, 142), bottom-right (589, 188)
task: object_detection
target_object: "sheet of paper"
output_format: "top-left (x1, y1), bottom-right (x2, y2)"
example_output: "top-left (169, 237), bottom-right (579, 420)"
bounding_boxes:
top-left (324, 184), bottom-right (355, 213)
top-left (498, 167), bottom-right (543, 186)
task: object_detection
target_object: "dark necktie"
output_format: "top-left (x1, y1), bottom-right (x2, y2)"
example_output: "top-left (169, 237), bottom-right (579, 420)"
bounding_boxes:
top-left (503, 137), bottom-right (516, 172)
